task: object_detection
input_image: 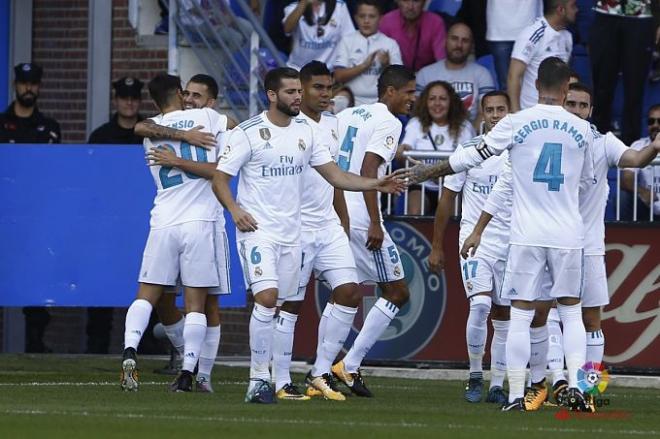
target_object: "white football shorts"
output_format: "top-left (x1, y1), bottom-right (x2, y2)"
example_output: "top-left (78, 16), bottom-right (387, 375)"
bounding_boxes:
top-left (501, 244), bottom-right (583, 301)
top-left (138, 220), bottom-right (220, 288)
top-left (237, 237), bottom-right (301, 303)
top-left (459, 252), bottom-right (510, 306)
top-left (349, 227), bottom-right (405, 285)
top-left (581, 255), bottom-right (609, 307)
top-left (289, 224), bottom-right (358, 302)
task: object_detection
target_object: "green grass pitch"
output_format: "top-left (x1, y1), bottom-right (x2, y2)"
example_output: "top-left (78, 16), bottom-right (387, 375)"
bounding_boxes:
top-left (0, 355), bottom-right (658, 438)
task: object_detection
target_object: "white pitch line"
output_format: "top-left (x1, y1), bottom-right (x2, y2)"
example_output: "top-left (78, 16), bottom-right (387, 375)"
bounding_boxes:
top-left (0, 409), bottom-right (427, 429)
top-left (446, 423), bottom-right (659, 436)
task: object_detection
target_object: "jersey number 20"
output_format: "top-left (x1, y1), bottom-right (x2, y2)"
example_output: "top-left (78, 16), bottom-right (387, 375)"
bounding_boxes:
top-left (533, 142), bottom-right (564, 192)
top-left (159, 142), bottom-right (209, 189)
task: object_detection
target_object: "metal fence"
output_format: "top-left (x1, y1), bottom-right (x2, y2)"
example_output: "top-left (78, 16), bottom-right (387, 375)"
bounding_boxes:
top-left (389, 151), bottom-right (660, 222)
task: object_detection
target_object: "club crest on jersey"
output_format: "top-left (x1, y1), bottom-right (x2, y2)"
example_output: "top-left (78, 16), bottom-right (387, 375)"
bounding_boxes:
top-left (466, 281), bottom-right (473, 292)
top-left (385, 136), bottom-right (395, 148)
top-left (259, 128), bottom-right (271, 141)
top-left (315, 221), bottom-right (446, 359)
top-left (254, 267), bottom-right (263, 277)
top-left (298, 138), bottom-right (306, 151)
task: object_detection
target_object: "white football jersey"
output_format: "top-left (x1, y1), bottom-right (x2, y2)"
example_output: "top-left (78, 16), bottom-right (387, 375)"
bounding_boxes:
top-left (511, 17), bottom-right (572, 109)
top-left (145, 108), bottom-right (227, 229)
top-left (453, 104), bottom-right (594, 249)
top-left (298, 111), bottom-right (342, 231)
top-left (580, 130), bottom-right (628, 255)
top-left (444, 136), bottom-right (510, 260)
top-left (217, 112), bottom-right (333, 246)
top-left (337, 103), bottom-right (402, 230)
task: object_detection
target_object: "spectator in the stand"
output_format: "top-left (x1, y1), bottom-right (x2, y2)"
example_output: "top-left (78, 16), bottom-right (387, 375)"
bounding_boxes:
top-left (178, 0), bottom-right (252, 52)
top-left (485, 0), bottom-right (542, 90)
top-left (0, 63), bottom-right (60, 353)
top-left (590, 0), bottom-right (658, 145)
top-left (282, 0), bottom-right (355, 70)
top-left (415, 22), bottom-right (495, 128)
top-left (334, 0), bottom-right (402, 105)
top-left (622, 105), bottom-right (660, 219)
top-left (345, 0), bottom-right (397, 16)
top-left (330, 84), bottom-right (355, 114)
top-left (507, 0), bottom-right (576, 112)
top-left (380, 0), bottom-right (447, 71)
top-left (85, 77), bottom-right (144, 353)
top-left (397, 81), bottom-right (475, 215)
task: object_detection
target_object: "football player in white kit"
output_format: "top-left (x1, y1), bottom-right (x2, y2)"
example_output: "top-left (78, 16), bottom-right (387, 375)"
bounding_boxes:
top-left (134, 74), bottom-right (231, 392)
top-left (212, 67), bottom-right (407, 404)
top-left (271, 62), bottom-right (360, 402)
top-left (331, 65), bottom-right (416, 397)
top-left (120, 74), bottom-right (228, 392)
top-left (429, 91), bottom-right (511, 405)
top-left (409, 57), bottom-right (596, 411)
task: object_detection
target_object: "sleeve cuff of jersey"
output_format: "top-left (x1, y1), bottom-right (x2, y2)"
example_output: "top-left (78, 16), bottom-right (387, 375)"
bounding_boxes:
top-left (443, 180), bottom-right (463, 192)
top-left (448, 154), bottom-right (467, 173)
top-left (483, 201), bottom-right (500, 217)
top-left (216, 164), bottom-right (238, 176)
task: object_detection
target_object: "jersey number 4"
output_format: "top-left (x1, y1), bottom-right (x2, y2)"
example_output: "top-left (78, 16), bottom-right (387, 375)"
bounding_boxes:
top-left (337, 126), bottom-right (358, 171)
top-left (159, 142), bottom-right (208, 189)
top-left (533, 142), bottom-right (564, 192)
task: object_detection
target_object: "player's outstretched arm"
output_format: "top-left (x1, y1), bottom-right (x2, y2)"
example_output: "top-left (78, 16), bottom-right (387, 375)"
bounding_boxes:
top-left (460, 211), bottom-right (493, 259)
top-left (313, 161), bottom-right (408, 194)
top-left (146, 147), bottom-right (216, 179)
top-left (618, 135), bottom-right (660, 168)
top-left (429, 187), bottom-right (458, 273)
top-left (135, 119), bottom-right (216, 149)
top-left (333, 188), bottom-right (350, 237)
top-left (212, 170), bottom-right (258, 232)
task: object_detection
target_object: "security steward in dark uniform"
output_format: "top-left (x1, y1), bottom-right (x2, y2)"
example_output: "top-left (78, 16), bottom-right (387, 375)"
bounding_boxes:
top-left (88, 76), bottom-right (144, 144)
top-left (86, 77), bottom-right (145, 354)
top-left (1, 63), bottom-right (60, 352)
top-left (0, 63), bottom-right (60, 144)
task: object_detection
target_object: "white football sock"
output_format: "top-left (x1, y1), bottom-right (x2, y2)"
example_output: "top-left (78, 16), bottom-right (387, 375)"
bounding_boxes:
top-left (123, 299), bottom-right (153, 350)
top-left (529, 325), bottom-right (549, 384)
top-left (547, 308), bottom-right (565, 385)
top-left (506, 306), bottom-right (534, 402)
top-left (586, 329), bottom-right (605, 364)
top-left (163, 317), bottom-right (185, 356)
top-left (249, 303), bottom-right (275, 381)
top-left (489, 319), bottom-right (508, 389)
top-left (197, 324), bottom-right (221, 381)
top-left (466, 295), bottom-right (491, 374)
top-left (182, 312), bottom-right (207, 372)
top-left (312, 304), bottom-right (357, 377)
top-left (557, 303), bottom-right (586, 389)
top-left (315, 302), bottom-right (334, 362)
top-left (343, 298), bottom-right (399, 373)
top-left (273, 310), bottom-right (298, 391)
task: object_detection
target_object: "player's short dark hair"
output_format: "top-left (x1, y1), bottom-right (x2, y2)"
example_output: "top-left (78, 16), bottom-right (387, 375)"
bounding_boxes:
top-left (300, 61), bottom-right (331, 84)
top-left (148, 73), bottom-right (183, 110)
top-left (537, 56), bottom-right (571, 92)
top-left (188, 74), bottom-right (218, 99)
top-left (543, 0), bottom-right (569, 15)
top-left (568, 82), bottom-right (593, 103)
top-left (377, 65), bottom-right (415, 98)
top-left (264, 67), bottom-right (300, 94)
top-left (648, 103), bottom-right (660, 115)
top-left (569, 69), bottom-right (580, 81)
top-left (356, 0), bottom-right (382, 13)
top-left (481, 90), bottom-right (511, 110)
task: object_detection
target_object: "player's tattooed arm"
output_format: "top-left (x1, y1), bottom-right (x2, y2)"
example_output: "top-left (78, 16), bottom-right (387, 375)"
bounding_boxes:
top-left (407, 159), bottom-right (454, 185)
top-left (460, 211), bottom-right (493, 259)
top-left (333, 188), bottom-right (350, 237)
top-left (134, 119), bottom-right (217, 149)
top-left (212, 171), bottom-right (258, 232)
top-left (429, 187), bottom-right (459, 273)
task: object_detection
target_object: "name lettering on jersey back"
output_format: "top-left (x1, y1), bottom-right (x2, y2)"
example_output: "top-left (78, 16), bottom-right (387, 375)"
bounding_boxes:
top-left (168, 120), bottom-right (195, 129)
top-left (514, 118), bottom-right (587, 148)
top-left (350, 108), bottom-right (372, 121)
top-left (471, 175), bottom-right (498, 194)
top-left (261, 155), bottom-right (304, 177)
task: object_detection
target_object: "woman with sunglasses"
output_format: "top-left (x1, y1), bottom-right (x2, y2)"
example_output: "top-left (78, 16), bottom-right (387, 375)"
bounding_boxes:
top-left (283, 0), bottom-right (355, 70)
top-left (397, 80), bottom-right (475, 215)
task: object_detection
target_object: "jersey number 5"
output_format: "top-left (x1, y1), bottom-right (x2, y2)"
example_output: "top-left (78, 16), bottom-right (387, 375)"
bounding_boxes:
top-left (159, 142), bottom-right (209, 189)
top-left (337, 126), bottom-right (358, 171)
top-left (533, 142), bottom-right (564, 192)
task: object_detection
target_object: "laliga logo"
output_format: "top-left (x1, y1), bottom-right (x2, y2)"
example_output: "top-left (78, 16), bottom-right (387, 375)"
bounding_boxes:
top-left (577, 361), bottom-right (610, 396)
top-left (316, 221), bottom-right (446, 359)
